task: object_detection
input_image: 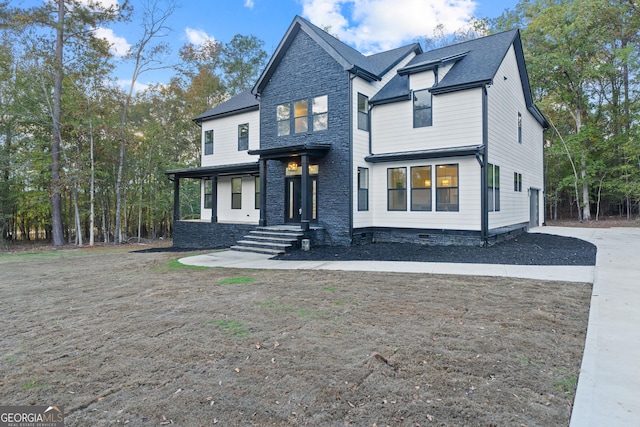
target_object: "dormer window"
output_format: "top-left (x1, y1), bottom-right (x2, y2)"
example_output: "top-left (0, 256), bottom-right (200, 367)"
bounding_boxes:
top-left (413, 89), bottom-right (432, 128)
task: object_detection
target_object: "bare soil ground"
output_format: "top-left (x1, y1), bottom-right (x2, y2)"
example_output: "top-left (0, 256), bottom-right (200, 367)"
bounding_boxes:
top-left (0, 244), bottom-right (591, 427)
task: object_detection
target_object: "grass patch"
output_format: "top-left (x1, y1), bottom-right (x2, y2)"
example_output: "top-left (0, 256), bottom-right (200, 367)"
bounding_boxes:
top-left (219, 276), bottom-right (255, 285)
top-left (21, 380), bottom-right (46, 391)
top-left (258, 301), bottom-right (276, 308)
top-left (554, 369), bottom-right (578, 395)
top-left (163, 258), bottom-right (210, 271)
top-left (215, 320), bottom-right (249, 337)
top-left (322, 286), bottom-right (337, 291)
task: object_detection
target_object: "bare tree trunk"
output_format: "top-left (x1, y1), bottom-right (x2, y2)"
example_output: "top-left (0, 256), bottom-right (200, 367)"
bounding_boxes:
top-left (581, 155), bottom-right (591, 221)
top-left (89, 108), bottom-right (95, 246)
top-left (51, 0), bottom-right (66, 246)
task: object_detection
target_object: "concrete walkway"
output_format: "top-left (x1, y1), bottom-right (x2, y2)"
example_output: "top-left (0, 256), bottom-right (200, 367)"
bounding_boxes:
top-left (179, 226), bottom-right (640, 426)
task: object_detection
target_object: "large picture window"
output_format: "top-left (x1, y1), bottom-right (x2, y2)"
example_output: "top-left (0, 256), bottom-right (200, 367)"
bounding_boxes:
top-left (387, 167), bottom-right (407, 211)
top-left (413, 89), bottom-right (432, 128)
top-left (411, 166), bottom-right (432, 211)
top-left (277, 103), bottom-right (290, 136)
top-left (358, 167), bottom-right (369, 211)
top-left (204, 130), bottom-right (214, 155)
top-left (312, 95), bottom-right (328, 131)
top-left (238, 123), bottom-right (249, 151)
top-left (488, 164), bottom-right (500, 212)
top-left (357, 93), bottom-right (369, 131)
top-left (294, 99), bottom-right (309, 133)
top-left (436, 164), bottom-right (458, 211)
top-left (231, 178), bottom-right (242, 209)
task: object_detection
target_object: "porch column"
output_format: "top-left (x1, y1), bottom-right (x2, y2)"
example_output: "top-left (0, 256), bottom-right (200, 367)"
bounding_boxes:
top-left (259, 159), bottom-right (267, 226)
top-left (301, 154), bottom-right (310, 231)
top-left (211, 175), bottom-right (218, 223)
top-left (173, 177), bottom-right (180, 221)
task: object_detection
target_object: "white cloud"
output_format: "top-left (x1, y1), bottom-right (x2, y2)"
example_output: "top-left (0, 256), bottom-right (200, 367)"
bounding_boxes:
top-left (94, 27), bottom-right (130, 57)
top-left (185, 27), bottom-right (216, 46)
top-left (117, 79), bottom-right (150, 94)
top-left (300, 0), bottom-right (478, 52)
top-left (244, 0), bottom-right (255, 8)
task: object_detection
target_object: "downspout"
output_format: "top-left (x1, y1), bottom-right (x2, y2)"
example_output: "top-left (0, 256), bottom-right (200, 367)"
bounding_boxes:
top-left (348, 72), bottom-right (356, 243)
top-left (368, 103), bottom-right (374, 155)
top-left (481, 85), bottom-right (489, 246)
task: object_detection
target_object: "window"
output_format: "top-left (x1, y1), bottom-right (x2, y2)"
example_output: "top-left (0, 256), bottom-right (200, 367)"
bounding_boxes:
top-left (488, 164), bottom-right (500, 212)
top-left (294, 99), bottom-right (309, 133)
top-left (518, 112), bottom-right (522, 144)
top-left (204, 179), bottom-right (213, 209)
top-left (357, 93), bottom-right (369, 131)
top-left (387, 167), bottom-right (407, 211)
top-left (204, 130), bottom-right (213, 155)
top-left (277, 103), bottom-right (290, 136)
top-left (231, 178), bottom-right (242, 209)
top-left (514, 172), bottom-right (522, 192)
top-left (238, 123), bottom-right (249, 151)
top-left (312, 95), bottom-right (328, 131)
top-left (436, 164), bottom-right (459, 211)
top-left (255, 176), bottom-right (260, 209)
top-left (411, 166), bottom-right (432, 211)
top-left (414, 89), bottom-right (432, 128)
top-left (358, 167), bottom-right (369, 211)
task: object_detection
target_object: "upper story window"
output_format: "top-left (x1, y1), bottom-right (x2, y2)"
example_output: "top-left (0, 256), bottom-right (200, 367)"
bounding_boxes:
top-left (413, 89), bottom-right (432, 128)
top-left (204, 130), bottom-right (214, 155)
top-left (518, 112), bottom-right (522, 144)
top-left (238, 124), bottom-right (249, 151)
top-left (436, 164), bottom-right (458, 211)
top-left (357, 93), bottom-right (369, 131)
top-left (312, 95), bottom-right (328, 131)
top-left (277, 103), bottom-right (290, 136)
top-left (294, 99), bottom-right (309, 133)
top-left (277, 95), bottom-right (329, 136)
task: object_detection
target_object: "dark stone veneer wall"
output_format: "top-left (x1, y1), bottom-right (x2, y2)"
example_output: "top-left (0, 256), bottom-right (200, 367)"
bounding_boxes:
top-left (172, 221), bottom-right (255, 249)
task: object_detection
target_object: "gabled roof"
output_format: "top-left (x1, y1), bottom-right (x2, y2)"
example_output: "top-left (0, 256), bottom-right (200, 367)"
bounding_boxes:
top-left (193, 89), bottom-right (259, 124)
top-left (370, 29), bottom-right (547, 127)
top-left (253, 15), bottom-right (422, 94)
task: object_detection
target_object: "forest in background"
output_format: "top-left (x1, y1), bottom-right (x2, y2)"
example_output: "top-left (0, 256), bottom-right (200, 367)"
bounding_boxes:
top-left (0, 0), bottom-right (638, 246)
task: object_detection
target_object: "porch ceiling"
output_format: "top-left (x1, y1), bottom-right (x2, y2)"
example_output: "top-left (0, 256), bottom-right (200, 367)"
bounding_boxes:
top-left (248, 143), bottom-right (331, 160)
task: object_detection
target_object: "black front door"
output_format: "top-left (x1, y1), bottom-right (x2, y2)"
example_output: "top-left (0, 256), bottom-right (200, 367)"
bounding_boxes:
top-left (285, 176), bottom-right (317, 223)
top-left (285, 177), bottom-right (302, 223)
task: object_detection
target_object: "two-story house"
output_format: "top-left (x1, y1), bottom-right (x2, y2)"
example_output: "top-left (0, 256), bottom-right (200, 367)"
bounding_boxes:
top-left (167, 16), bottom-right (548, 251)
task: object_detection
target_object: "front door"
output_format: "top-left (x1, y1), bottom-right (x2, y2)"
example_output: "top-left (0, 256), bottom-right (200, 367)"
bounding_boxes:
top-left (285, 176), bottom-right (317, 223)
top-left (286, 177), bottom-right (302, 223)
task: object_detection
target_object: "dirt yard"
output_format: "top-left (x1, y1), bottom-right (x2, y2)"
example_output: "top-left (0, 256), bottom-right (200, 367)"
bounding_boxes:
top-left (0, 245), bottom-right (591, 426)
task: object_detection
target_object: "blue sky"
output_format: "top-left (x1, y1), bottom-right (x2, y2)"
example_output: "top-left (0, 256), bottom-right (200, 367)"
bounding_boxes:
top-left (18, 0), bottom-right (520, 91)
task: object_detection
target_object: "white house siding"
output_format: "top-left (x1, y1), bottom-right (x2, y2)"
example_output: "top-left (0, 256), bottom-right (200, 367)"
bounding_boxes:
top-left (370, 87), bottom-right (483, 155)
top-left (409, 71), bottom-right (435, 91)
top-left (352, 53), bottom-right (417, 229)
top-left (486, 45), bottom-right (545, 230)
top-left (366, 157), bottom-right (481, 231)
top-left (201, 176), bottom-right (259, 224)
top-left (201, 110), bottom-right (260, 167)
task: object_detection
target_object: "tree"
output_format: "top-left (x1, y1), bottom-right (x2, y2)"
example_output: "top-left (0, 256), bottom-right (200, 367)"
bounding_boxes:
top-left (11, 0), bottom-right (127, 245)
top-left (220, 34), bottom-right (268, 96)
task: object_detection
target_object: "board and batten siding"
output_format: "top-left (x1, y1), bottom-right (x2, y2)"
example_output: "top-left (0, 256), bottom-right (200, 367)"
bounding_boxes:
top-left (365, 157), bottom-right (481, 231)
top-left (200, 110), bottom-right (259, 167)
top-left (201, 176), bottom-right (259, 224)
top-left (352, 53), bottom-right (417, 229)
top-left (370, 87), bottom-right (483, 155)
top-left (486, 45), bottom-right (545, 230)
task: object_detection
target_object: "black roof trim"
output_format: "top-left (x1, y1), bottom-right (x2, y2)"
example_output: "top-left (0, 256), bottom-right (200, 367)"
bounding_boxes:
top-left (166, 162), bottom-right (259, 179)
top-left (430, 80), bottom-right (491, 95)
top-left (248, 143), bottom-right (331, 160)
top-left (369, 93), bottom-right (412, 106)
top-left (365, 145), bottom-right (483, 163)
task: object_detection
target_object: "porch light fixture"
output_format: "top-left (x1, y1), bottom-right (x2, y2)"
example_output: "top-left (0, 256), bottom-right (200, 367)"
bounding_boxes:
top-left (287, 161), bottom-right (299, 171)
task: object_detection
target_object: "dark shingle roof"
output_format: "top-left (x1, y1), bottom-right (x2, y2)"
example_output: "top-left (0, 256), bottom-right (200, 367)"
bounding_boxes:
top-left (193, 90), bottom-right (259, 123)
top-left (254, 16), bottom-right (421, 93)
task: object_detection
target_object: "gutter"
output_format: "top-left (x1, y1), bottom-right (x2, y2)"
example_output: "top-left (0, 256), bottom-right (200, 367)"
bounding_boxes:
top-left (480, 84), bottom-right (489, 247)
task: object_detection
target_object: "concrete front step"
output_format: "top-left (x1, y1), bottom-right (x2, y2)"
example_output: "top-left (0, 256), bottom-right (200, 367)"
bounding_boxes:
top-left (230, 245), bottom-right (284, 255)
top-left (230, 226), bottom-right (305, 255)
